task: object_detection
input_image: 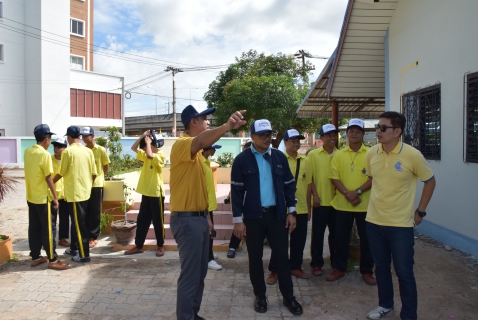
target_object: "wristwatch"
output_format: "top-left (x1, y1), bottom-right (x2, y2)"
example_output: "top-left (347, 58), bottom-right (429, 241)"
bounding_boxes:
top-left (416, 209), bottom-right (426, 218)
top-left (356, 188), bottom-right (363, 195)
top-left (288, 211), bottom-right (297, 217)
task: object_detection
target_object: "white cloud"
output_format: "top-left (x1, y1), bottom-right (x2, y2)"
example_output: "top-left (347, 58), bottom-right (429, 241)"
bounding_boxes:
top-left (93, 0), bottom-right (349, 116)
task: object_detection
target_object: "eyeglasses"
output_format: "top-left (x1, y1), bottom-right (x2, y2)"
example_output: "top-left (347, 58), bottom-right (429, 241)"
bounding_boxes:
top-left (375, 124), bottom-right (398, 132)
top-left (259, 132), bottom-right (276, 140)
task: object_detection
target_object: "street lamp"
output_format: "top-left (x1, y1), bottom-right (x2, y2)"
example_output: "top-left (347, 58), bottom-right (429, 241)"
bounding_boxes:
top-left (147, 86), bottom-right (157, 115)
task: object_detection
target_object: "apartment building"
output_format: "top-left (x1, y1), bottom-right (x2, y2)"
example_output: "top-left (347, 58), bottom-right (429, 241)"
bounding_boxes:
top-left (70, 0), bottom-right (94, 71)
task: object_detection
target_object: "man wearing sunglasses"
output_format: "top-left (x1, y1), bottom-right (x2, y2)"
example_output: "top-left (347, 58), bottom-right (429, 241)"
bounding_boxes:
top-left (365, 112), bottom-right (436, 320)
top-left (231, 119), bottom-right (303, 316)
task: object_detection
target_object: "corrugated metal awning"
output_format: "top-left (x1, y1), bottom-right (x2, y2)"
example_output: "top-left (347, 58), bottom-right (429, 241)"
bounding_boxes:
top-left (297, 0), bottom-right (397, 119)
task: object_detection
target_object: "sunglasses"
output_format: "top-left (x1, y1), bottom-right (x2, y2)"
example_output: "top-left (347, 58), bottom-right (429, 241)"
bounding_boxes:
top-left (375, 124), bottom-right (398, 132)
top-left (259, 132), bottom-right (277, 140)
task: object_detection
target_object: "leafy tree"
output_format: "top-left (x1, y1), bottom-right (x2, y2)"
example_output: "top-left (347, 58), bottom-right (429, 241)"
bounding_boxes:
top-left (204, 50), bottom-right (327, 147)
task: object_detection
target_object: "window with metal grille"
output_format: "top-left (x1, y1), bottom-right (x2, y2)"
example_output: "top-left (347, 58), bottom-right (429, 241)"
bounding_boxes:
top-left (401, 84), bottom-right (441, 160)
top-left (465, 72), bottom-right (478, 163)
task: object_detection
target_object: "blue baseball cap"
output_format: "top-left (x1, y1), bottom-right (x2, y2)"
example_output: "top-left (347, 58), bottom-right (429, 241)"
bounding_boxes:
top-left (181, 105), bottom-right (216, 127)
top-left (283, 129), bottom-right (305, 140)
top-left (80, 127), bottom-right (95, 136)
top-left (250, 119), bottom-right (276, 135)
top-left (203, 144), bottom-right (222, 150)
top-left (33, 124), bottom-right (55, 135)
top-left (65, 126), bottom-right (81, 138)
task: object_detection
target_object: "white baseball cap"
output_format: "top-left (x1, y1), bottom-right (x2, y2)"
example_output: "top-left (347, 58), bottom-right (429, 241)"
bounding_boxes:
top-left (347, 118), bottom-right (365, 130)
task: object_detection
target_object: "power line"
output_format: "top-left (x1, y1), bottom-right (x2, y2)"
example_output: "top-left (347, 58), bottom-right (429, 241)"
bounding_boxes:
top-left (2, 16), bottom-right (229, 69)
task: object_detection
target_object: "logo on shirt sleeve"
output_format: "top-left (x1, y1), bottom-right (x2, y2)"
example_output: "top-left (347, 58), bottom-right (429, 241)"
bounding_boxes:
top-left (394, 161), bottom-right (403, 172)
top-left (361, 168), bottom-right (366, 174)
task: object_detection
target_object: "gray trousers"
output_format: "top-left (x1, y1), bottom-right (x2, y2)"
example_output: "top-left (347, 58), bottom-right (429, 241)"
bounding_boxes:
top-left (170, 215), bottom-right (209, 320)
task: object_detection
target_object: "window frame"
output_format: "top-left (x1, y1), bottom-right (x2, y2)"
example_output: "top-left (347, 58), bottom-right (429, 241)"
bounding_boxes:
top-left (70, 54), bottom-right (85, 70)
top-left (70, 18), bottom-right (85, 37)
top-left (401, 83), bottom-right (441, 160)
top-left (465, 72), bottom-right (478, 163)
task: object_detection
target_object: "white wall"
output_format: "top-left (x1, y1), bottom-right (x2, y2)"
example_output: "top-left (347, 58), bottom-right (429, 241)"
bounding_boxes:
top-left (70, 69), bottom-right (122, 94)
top-left (388, 0), bottom-right (478, 242)
top-left (0, 0), bottom-right (26, 136)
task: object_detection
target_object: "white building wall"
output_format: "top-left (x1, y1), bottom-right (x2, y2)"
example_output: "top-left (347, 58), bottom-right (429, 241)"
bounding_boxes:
top-left (0, 0), bottom-right (27, 136)
top-left (388, 0), bottom-right (478, 250)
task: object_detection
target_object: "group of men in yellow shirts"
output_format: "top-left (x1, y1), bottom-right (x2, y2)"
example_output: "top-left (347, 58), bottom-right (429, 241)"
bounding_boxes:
top-left (24, 124), bottom-right (109, 270)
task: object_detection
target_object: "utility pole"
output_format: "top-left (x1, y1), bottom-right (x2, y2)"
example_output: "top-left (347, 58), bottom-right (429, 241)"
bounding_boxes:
top-left (165, 66), bottom-right (183, 136)
top-left (121, 77), bottom-right (125, 136)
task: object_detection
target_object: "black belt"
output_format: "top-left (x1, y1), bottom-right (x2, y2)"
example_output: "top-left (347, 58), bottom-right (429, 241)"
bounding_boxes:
top-left (171, 210), bottom-right (208, 217)
top-left (262, 206), bottom-right (276, 212)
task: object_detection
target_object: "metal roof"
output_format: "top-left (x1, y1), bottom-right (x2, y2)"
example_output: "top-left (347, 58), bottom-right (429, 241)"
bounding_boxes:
top-left (297, 0), bottom-right (398, 119)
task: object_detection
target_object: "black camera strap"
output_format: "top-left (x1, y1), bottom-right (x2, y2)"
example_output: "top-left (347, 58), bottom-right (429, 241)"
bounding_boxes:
top-left (294, 158), bottom-right (301, 181)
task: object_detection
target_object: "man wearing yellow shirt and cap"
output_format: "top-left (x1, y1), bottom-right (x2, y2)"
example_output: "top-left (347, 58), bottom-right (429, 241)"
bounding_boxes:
top-left (170, 105), bottom-right (246, 320)
top-left (125, 130), bottom-right (166, 257)
top-left (307, 123), bottom-right (339, 277)
top-left (202, 144), bottom-right (222, 271)
top-left (51, 137), bottom-right (71, 248)
top-left (327, 118), bottom-right (375, 285)
top-left (81, 127), bottom-right (110, 248)
top-left (24, 124), bottom-right (68, 270)
top-left (54, 126), bottom-right (97, 263)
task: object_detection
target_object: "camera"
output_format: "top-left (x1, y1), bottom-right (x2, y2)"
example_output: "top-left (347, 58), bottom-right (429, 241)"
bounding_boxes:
top-left (149, 130), bottom-right (164, 149)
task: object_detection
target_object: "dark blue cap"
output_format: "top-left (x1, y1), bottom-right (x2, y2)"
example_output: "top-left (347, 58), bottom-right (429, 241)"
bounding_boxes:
top-left (80, 127), bottom-right (95, 136)
top-left (203, 144), bottom-right (222, 150)
top-left (33, 124), bottom-right (55, 135)
top-left (65, 126), bottom-right (81, 138)
top-left (283, 129), bottom-right (305, 140)
top-left (181, 105), bottom-right (216, 127)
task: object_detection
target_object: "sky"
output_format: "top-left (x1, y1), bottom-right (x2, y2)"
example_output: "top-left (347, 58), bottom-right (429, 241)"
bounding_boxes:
top-left (93, 0), bottom-right (349, 117)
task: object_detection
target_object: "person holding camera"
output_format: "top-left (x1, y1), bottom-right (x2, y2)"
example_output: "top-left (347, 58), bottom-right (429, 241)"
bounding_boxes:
top-left (125, 130), bottom-right (166, 257)
top-left (202, 144), bottom-right (223, 271)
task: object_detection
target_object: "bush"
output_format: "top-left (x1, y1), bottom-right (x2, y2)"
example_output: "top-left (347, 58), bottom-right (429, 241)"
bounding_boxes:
top-left (216, 152), bottom-right (235, 168)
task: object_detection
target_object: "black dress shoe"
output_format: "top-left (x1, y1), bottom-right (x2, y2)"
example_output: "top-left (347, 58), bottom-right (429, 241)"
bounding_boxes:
top-left (283, 296), bottom-right (303, 315)
top-left (194, 314), bottom-right (205, 320)
top-left (227, 249), bottom-right (236, 258)
top-left (254, 295), bottom-right (267, 313)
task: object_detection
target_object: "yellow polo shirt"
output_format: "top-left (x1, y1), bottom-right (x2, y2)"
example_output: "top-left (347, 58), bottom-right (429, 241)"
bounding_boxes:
top-left (24, 144), bottom-right (54, 204)
top-left (329, 144), bottom-right (370, 212)
top-left (307, 146), bottom-right (337, 206)
top-left (366, 142), bottom-right (434, 227)
top-left (51, 155), bottom-right (64, 200)
top-left (170, 134), bottom-right (208, 212)
top-left (90, 144), bottom-right (110, 188)
top-left (203, 156), bottom-right (217, 212)
top-left (136, 149), bottom-right (166, 197)
top-left (60, 143), bottom-right (97, 202)
top-left (285, 152), bottom-right (312, 214)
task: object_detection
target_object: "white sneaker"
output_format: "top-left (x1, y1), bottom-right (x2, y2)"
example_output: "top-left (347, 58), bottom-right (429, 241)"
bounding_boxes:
top-left (208, 260), bottom-right (222, 270)
top-left (367, 306), bottom-right (394, 319)
top-left (213, 253), bottom-right (218, 260)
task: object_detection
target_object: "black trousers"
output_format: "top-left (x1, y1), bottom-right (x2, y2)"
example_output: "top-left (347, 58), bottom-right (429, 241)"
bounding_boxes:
top-left (244, 209), bottom-right (294, 298)
top-left (310, 206), bottom-right (337, 268)
top-left (69, 200), bottom-right (90, 258)
top-left (51, 199), bottom-right (70, 240)
top-left (334, 210), bottom-right (374, 274)
top-left (208, 211), bottom-right (215, 261)
top-left (27, 201), bottom-right (57, 262)
top-left (87, 187), bottom-right (103, 240)
top-left (229, 233), bottom-right (241, 250)
top-left (135, 195), bottom-right (165, 248)
top-left (269, 214), bottom-right (309, 271)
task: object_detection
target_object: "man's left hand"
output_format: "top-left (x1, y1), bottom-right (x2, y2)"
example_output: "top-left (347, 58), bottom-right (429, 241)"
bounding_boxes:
top-left (285, 214), bottom-right (297, 234)
top-left (414, 210), bottom-right (423, 226)
top-left (207, 215), bottom-right (213, 234)
top-left (345, 190), bottom-right (358, 202)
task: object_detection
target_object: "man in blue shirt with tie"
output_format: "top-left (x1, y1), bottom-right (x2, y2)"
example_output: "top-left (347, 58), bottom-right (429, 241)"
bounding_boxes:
top-left (231, 119), bottom-right (303, 316)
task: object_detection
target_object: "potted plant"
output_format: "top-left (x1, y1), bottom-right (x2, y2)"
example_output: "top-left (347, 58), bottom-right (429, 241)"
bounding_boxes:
top-left (0, 165), bottom-right (19, 265)
top-left (108, 183), bottom-right (137, 245)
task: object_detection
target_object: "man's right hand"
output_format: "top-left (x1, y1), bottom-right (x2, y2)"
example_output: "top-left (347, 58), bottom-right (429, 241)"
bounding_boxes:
top-left (226, 110), bottom-right (247, 131)
top-left (233, 222), bottom-right (247, 240)
top-left (313, 196), bottom-right (321, 208)
top-left (52, 199), bottom-right (59, 210)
